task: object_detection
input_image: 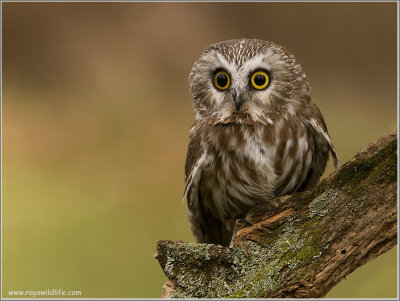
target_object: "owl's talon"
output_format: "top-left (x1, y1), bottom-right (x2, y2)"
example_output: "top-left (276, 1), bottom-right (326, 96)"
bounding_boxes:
top-left (232, 217), bottom-right (253, 235)
top-left (230, 218), bottom-right (253, 246)
top-left (236, 217), bottom-right (253, 226)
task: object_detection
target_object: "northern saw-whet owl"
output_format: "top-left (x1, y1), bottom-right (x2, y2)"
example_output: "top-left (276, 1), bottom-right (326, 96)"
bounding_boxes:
top-left (184, 39), bottom-right (339, 246)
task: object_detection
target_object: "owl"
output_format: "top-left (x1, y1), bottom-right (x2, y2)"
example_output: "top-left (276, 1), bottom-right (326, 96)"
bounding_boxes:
top-left (184, 39), bottom-right (339, 246)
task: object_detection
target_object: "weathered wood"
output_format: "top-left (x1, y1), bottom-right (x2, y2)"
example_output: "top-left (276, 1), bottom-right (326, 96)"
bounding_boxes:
top-left (156, 129), bottom-right (397, 298)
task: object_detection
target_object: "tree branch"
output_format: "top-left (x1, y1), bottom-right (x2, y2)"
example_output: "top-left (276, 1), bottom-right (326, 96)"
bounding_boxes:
top-left (156, 129), bottom-right (397, 298)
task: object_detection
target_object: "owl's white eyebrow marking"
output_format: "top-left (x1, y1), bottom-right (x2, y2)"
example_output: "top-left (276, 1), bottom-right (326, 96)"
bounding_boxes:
top-left (240, 53), bottom-right (271, 75)
top-left (216, 52), bottom-right (236, 71)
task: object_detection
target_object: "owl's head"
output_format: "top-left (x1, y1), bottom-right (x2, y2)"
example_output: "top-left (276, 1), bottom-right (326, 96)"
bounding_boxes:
top-left (189, 39), bottom-right (311, 125)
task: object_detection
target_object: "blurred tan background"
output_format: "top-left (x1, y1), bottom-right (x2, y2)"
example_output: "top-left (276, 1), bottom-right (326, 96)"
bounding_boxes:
top-left (2, 2), bottom-right (397, 298)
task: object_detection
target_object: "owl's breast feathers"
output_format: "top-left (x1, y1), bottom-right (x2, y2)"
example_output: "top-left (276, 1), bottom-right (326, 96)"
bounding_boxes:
top-left (184, 111), bottom-right (338, 243)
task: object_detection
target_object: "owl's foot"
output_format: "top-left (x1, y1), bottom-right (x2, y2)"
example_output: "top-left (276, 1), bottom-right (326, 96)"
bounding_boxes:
top-left (230, 217), bottom-right (254, 246)
top-left (236, 217), bottom-right (253, 226)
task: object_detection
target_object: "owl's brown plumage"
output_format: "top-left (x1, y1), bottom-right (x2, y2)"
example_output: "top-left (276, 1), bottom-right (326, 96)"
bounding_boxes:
top-left (184, 39), bottom-right (339, 245)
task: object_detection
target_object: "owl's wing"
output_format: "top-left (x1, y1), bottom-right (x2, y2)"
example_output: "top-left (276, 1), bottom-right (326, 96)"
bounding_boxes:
top-left (183, 128), bottom-right (208, 242)
top-left (298, 104), bottom-right (340, 191)
top-left (183, 131), bottom-right (206, 202)
top-left (184, 127), bottom-right (231, 244)
top-left (307, 117), bottom-right (340, 169)
top-left (304, 102), bottom-right (340, 168)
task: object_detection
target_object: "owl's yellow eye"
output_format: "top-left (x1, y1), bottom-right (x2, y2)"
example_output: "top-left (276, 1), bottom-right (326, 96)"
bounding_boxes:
top-left (250, 70), bottom-right (269, 90)
top-left (213, 70), bottom-right (230, 90)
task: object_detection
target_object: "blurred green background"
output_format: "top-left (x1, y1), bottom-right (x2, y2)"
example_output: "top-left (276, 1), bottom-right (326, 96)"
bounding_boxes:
top-left (2, 2), bottom-right (397, 298)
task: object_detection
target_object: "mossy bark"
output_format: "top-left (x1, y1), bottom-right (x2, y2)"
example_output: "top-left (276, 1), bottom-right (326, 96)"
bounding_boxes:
top-left (156, 129), bottom-right (397, 298)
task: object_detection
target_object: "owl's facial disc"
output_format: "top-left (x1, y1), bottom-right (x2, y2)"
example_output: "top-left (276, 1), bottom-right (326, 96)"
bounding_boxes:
top-left (209, 53), bottom-right (276, 116)
top-left (189, 42), bottom-right (305, 124)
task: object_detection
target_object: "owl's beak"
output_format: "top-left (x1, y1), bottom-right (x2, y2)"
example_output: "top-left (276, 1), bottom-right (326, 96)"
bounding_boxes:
top-left (232, 90), bottom-right (246, 111)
